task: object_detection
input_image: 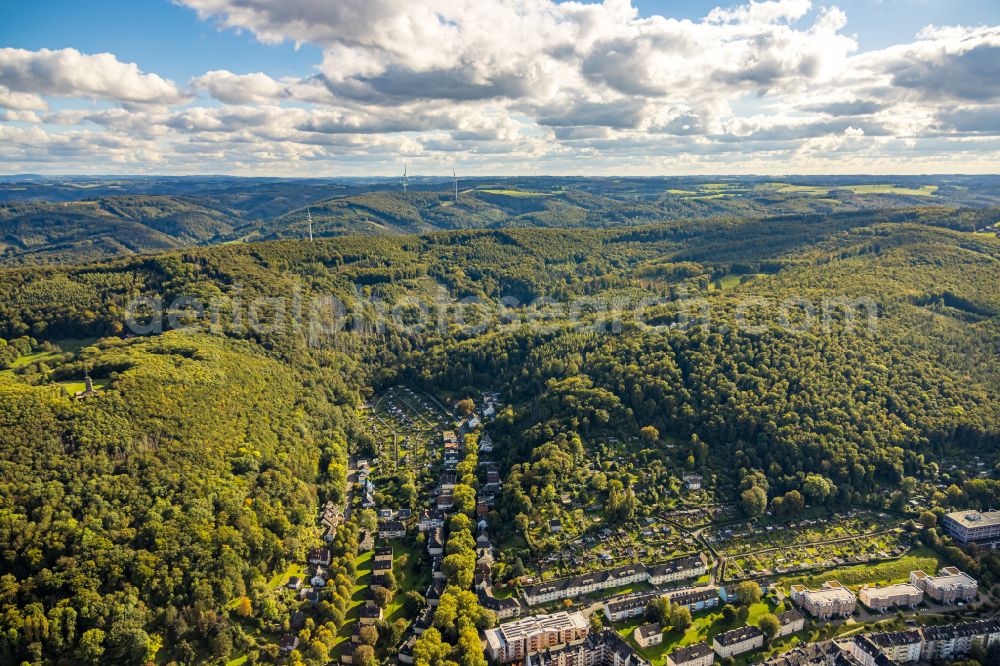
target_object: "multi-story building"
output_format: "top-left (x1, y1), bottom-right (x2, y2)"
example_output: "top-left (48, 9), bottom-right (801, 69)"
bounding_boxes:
top-left (522, 555), bottom-right (708, 606)
top-left (776, 609), bottom-right (805, 637)
top-left (712, 626), bottom-right (765, 658)
top-left (943, 510), bottom-right (1000, 548)
top-left (846, 635), bottom-right (900, 666)
top-left (866, 631), bottom-right (923, 663)
top-left (789, 581), bottom-right (856, 619)
top-left (668, 587), bottom-right (719, 613)
top-left (920, 618), bottom-right (1000, 661)
top-left (524, 629), bottom-right (649, 666)
top-left (647, 554), bottom-right (709, 586)
top-left (484, 611), bottom-right (590, 663)
top-left (604, 592), bottom-right (657, 623)
top-left (666, 642), bottom-right (715, 666)
top-left (909, 567), bottom-right (977, 604)
top-left (858, 583), bottom-right (923, 613)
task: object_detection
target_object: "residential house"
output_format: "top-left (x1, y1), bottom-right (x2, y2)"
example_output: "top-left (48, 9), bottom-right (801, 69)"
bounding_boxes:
top-left (311, 567), bottom-right (328, 587)
top-left (428, 527), bottom-right (444, 556)
top-left (379, 521), bottom-right (406, 539)
top-left (667, 642), bottom-right (715, 666)
top-left (308, 547), bottom-right (331, 566)
top-left (359, 606), bottom-right (383, 626)
top-left (713, 626), bottom-right (764, 659)
top-left (777, 610), bottom-right (805, 637)
top-left (635, 623), bottom-right (663, 649)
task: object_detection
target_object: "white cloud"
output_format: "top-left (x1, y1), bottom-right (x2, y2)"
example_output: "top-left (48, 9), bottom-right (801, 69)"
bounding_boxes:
top-left (0, 47), bottom-right (188, 106)
top-left (2, 1), bottom-right (1000, 173)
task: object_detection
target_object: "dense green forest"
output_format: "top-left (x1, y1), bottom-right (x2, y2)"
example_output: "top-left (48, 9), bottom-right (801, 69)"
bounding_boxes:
top-left (0, 197), bottom-right (997, 663)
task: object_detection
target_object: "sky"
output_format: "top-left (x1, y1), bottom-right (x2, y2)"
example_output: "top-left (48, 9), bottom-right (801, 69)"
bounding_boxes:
top-left (2, 0), bottom-right (1000, 176)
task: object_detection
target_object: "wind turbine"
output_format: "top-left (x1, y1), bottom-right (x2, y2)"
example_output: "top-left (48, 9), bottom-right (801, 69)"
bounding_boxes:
top-left (307, 207), bottom-right (314, 242)
top-left (453, 168), bottom-right (459, 202)
top-left (402, 163), bottom-right (410, 194)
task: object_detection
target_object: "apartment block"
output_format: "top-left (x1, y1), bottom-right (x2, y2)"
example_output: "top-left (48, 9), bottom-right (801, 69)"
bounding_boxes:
top-left (789, 580), bottom-right (856, 619)
top-left (858, 583), bottom-right (923, 613)
top-left (909, 567), bottom-right (977, 604)
top-left (484, 611), bottom-right (590, 663)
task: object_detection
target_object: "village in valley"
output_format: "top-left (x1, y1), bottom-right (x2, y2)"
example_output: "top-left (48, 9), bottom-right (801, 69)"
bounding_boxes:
top-left (260, 386), bottom-right (1000, 666)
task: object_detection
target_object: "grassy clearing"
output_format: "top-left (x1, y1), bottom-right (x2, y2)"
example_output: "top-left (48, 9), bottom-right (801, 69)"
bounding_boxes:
top-left (57, 378), bottom-right (110, 395)
top-left (614, 600), bottom-right (779, 665)
top-left (333, 550), bottom-right (374, 653)
top-left (266, 562), bottom-right (304, 590)
top-left (478, 189), bottom-right (550, 197)
top-left (840, 184), bottom-right (938, 196)
top-left (779, 547), bottom-right (943, 591)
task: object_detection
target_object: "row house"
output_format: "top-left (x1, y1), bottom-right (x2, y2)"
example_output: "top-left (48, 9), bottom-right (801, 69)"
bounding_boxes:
top-left (921, 618), bottom-right (1000, 662)
top-left (866, 631), bottom-right (923, 663)
top-left (522, 554), bottom-right (707, 606)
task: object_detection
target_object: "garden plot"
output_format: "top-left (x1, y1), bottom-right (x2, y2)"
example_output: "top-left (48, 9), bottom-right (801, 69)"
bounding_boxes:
top-left (708, 511), bottom-right (911, 581)
top-left (532, 518), bottom-right (699, 580)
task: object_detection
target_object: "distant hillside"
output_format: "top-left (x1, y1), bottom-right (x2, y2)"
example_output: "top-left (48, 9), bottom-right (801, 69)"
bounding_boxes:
top-left (0, 176), bottom-right (997, 265)
top-left (0, 196), bottom-right (243, 265)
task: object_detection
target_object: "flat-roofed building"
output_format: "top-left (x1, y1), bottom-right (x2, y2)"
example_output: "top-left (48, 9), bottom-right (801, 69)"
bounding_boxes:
top-left (484, 611), bottom-right (590, 663)
top-left (667, 642), bottom-right (715, 666)
top-left (858, 583), bottom-right (923, 613)
top-left (713, 626), bottom-right (764, 659)
top-left (789, 581), bottom-right (855, 620)
top-left (943, 510), bottom-right (1000, 548)
top-left (909, 567), bottom-right (977, 604)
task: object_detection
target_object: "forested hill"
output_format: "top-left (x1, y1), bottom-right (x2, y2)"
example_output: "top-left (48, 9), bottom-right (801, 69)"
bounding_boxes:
top-left (0, 208), bottom-right (997, 663)
top-left (0, 197), bottom-right (244, 266)
top-left (2, 175), bottom-right (998, 266)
